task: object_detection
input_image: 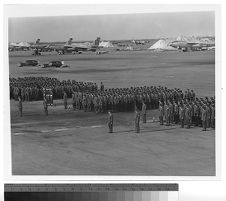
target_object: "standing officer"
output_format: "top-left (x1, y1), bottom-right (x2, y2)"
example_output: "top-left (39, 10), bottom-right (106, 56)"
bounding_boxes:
top-left (210, 103), bottom-right (215, 129)
top-left (159, 101), bottom-right (164, 125)
top-left (201, 105), bottom-right (207, 131)
top-left (43, 97), bottom-right (48, 116)
top-left (100, 82), bottom-right (104, 91)
top-left (165, 102), bottom-right (170, 126)
top-left (185, 104), bottom-right (191, 129)
top-left (141, 101), bottom-right (147, 123)
top-left (135, 110), bottom-right (141, 133)
top-left (173, 101), bottom-right (179, 124)
top-left (72, 92), bottom-right (76, 110)
top-left (18, 96), bottom-right (23, 117)
top-left (108, 111), bottom-right (114, 133)
top-left (179, 103), bottom-right (185, 128)
top-left (206, 104), bottom-right (211, 128)
top-left (169, 101), bottom-right (174, 124)
top-left (63, 91), bottom-right (68, 109)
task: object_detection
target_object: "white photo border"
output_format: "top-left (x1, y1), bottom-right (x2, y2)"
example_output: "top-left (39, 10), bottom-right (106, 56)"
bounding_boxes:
top-left (3, 4), bottom-right (222, 181)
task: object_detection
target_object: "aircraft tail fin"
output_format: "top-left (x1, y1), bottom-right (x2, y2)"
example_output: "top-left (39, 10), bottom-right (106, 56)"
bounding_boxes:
top-left (94, 37), bottom-right (101, 46)
top-left (66, 38), bottom-right (73, 45)
top-left (36, 39), bottom-right (40, 44)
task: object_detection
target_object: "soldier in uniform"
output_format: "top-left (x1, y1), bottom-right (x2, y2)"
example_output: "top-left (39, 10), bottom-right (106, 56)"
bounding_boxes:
top-left (173, 101), bottom-right (179, 124)
top-left (18, 96), bottom-right (23, 117)
top-left (49, 89), bottom-right (53, 105)
top-left (169, 101), bottom-right (174, 124)
top-left (159, 101), bottom-right (164, 125)
top-left (135, 110), bottom-right (141, 133)
top-left (191, 90), bottom-right (196, 101)
top-left (72, 92), bottom-right (76, 110)
top-left (210, 103), bottom-right (215, 129)
top-left (206, 104), bottom-right (211, 128)
top-left (63, 91), bottom-right (68, 109)
top-left (82, 94), bottom-right (87, 112)
top-left (43, 97), bottom-right (48, 116)
top-left (100, 82), bottom-right (104, 91)
top-left (185, 104), bottom-right (191, 129)
top-left (165, 102), bottom-right (170, 126)
top-left (201, 105), bottom-right (207, 131)
top-left (179, 103), bottom-right (185, 128)
top-left (108, 111), bottom-right (114, 133)
top-left (141, 102), bottom-right (147, 123)
top-left (193, 102), bottom-right (199, 126)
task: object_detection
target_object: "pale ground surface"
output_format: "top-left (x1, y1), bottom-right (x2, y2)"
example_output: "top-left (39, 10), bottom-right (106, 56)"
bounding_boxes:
top-left (11, 100), bottom-right (215, 175)
top-left (9, 50), bottom-right (215, 175)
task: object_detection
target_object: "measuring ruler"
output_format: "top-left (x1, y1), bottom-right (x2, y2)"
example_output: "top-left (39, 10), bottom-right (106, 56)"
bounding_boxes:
top-left (5, 184), bottom-right (178, 192)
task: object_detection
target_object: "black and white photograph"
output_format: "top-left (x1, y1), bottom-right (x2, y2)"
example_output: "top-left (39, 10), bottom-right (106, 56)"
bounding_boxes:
top-left (7, 7), bottom-right (216, 176)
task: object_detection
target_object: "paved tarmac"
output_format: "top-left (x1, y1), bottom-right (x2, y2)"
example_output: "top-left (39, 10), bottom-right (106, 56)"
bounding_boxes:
top-left (11, 100), bottom-right (215, 175)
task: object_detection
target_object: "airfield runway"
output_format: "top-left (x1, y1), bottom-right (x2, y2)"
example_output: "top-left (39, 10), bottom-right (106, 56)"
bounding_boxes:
top-left (9, 50), bottom-right (215, 175)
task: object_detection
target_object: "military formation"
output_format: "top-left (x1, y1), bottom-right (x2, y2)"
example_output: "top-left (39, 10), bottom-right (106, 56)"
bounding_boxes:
top-left (11, 76), bottom-right (215, 132)
top-left (158, 96), bottom-right (215, 131)
top-left (64, 85), bottom-right (192, 114)
top-left (10, 77), bottom-right (98, 101)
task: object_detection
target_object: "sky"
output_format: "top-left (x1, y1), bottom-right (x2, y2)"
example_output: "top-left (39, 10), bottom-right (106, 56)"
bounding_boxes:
top-left (8, 11), bottom-right (215, 43)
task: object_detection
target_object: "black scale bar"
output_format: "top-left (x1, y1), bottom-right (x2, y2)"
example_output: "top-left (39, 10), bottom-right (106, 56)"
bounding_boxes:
top-left (5, 184), bottom-right (178, 192)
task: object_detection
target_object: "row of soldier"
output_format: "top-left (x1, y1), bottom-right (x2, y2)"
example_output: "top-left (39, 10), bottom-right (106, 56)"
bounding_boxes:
top-left (18, 95), bottom-right (215, 133)
top-left (158, 97), bottom-right (215, 131)
top-left (10, 77), bottom-right (196, 107)
top-left (10, 77), bottom-right (99, 101)
top-left (62, 86), bottom-right (196, 113)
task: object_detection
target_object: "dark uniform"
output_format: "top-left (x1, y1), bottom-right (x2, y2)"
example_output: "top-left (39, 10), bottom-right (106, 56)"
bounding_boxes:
top-left (43, 97), bottom-right (48, 116)
top-left (108, 112), bottom-right (113, 133)
top-left (63, 92), bottom-right (68, 109)
top-left (18, 96), bottom-right (22, 117)
top-left (100, 82), bottom-right (104, 91)
top-left (201, 105), bottom-right (207, 131)
top-left (159, 102), bottom-right (164, 125)
top-left (72, 93), bottom-right (76, 110)
top-left (141, 102), bottom-right (147, 123)
top-left (185, 104), bottom-right (191, 128)
top-left (165, 103), bottom-right (170, 126)
top-left (173, 102), bottom-right (179, 124)
top-left (179, 104), bottom-right (185, 128)
top-left (135, 111), bottom-right (140, 133)
top-left (210, 104), bottom-right (215, 129)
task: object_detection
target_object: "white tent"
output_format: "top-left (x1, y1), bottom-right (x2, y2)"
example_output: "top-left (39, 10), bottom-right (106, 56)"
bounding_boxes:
top-left (17, 41), bottom-right (31, 47)
top-left (176, 35), bottom-right (198, 43)
top-left (148, 39), bottom-right (177, 51)
top-left (9, 42), bottom-right (18, 47)
top-left (98, 41), bottom-right (114, 48)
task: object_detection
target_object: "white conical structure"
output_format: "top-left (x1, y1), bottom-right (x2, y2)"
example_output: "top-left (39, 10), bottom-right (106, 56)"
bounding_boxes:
top-left (17, 41), bottom-right (30, 47)
top-left (148, 39), bottom-right (177, 50)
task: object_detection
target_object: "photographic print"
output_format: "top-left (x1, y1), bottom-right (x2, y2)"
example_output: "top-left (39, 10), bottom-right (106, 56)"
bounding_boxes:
top-left (8, 8), bottom-right (216, 176)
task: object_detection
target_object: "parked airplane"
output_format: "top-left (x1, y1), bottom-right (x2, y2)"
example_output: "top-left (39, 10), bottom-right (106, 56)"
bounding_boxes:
top-left (168, 40), bottom-right (215, 52)
top-left (30, 39), bottom-right (49, 49)
top-left (48, 37), bottom-right (101, 54)
top-left (9, 37), bottom-right (103, 55)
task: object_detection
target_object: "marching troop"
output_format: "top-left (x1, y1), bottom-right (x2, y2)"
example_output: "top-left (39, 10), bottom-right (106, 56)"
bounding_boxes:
top-left (12, 76), bottom-right (215, 132)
